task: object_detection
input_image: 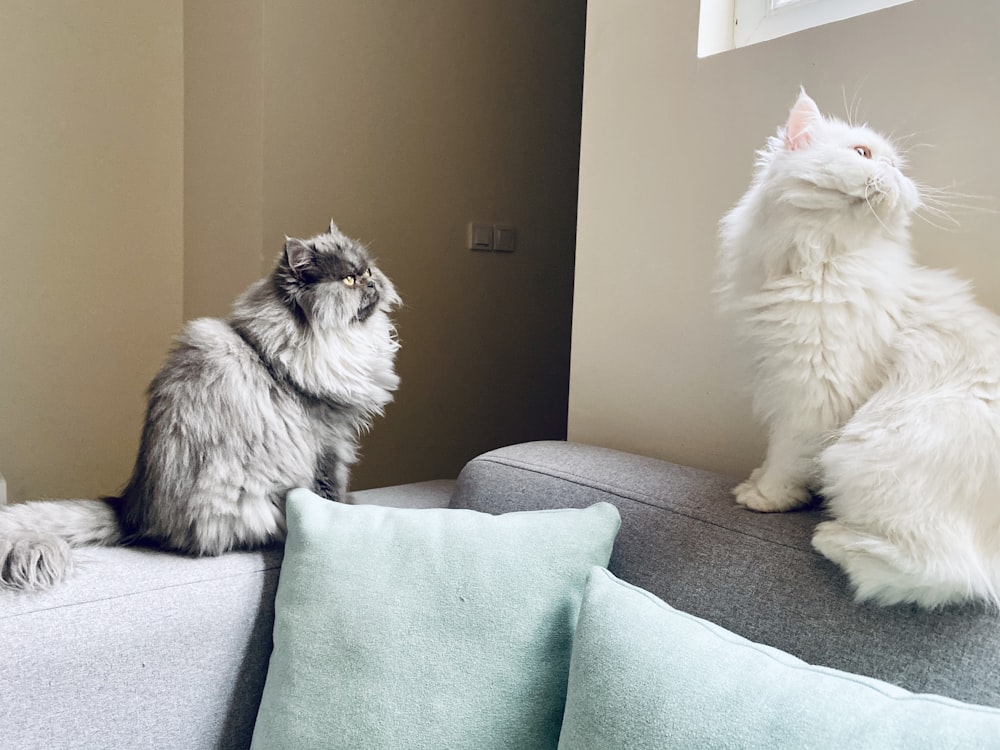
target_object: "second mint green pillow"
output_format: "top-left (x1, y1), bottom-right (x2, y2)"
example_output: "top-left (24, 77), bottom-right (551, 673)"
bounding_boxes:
top-left (558, 568), bottom-right (1000, 749)
top-left (251, 490), bottom-right (621, 750)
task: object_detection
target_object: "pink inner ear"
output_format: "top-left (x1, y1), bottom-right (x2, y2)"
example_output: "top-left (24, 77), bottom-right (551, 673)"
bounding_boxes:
top-left (784, 93), bottom-right (821, 151)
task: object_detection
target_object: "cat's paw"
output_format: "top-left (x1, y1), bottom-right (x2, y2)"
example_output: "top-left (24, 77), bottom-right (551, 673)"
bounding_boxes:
top-left (811, 521), bottom-right (858, 563)
top-left (810, 521), bottom-right (964, 607)
top-left (0, 533), bottom-right (73, 591)
top-left (733, 475), bottom-right (809, 513)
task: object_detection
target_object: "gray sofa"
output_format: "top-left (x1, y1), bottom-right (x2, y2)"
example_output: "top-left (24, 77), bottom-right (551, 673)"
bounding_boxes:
top-left (3, 440), bottom-right (998, 748)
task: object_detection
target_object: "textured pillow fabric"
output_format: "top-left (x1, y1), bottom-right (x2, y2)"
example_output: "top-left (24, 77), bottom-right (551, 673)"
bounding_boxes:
top-left (558, 568), bottom-right (1000, 750)
top-left (250, 490), bottom-right (620, 750)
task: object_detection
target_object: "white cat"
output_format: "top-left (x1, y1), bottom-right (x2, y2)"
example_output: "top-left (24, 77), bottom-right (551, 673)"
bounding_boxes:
top-left (717, 89), bottom-right (1000, 609)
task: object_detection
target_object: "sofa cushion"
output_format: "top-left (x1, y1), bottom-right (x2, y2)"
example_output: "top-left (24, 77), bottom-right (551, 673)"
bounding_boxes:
top-left (349, 478), bottom-right (455, 508)
top-left (250, 489), bottom-right (620, 750)
top-left (558, 567), bottom-right (1000, 750)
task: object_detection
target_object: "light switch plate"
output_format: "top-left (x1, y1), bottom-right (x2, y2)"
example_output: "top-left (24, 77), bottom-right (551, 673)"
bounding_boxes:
top-left (493, 224), bottom-right (516, 252)
top-left (468, 222), bottom-right (494, 251)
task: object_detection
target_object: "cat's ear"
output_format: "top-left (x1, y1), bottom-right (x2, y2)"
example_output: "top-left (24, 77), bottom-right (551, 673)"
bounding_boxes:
top-left (784, 89), bottom-right (821, 151)
top-left (327, 219), bottom-right (340, 235)
top-left (284, 238), bottom-right (314, 278)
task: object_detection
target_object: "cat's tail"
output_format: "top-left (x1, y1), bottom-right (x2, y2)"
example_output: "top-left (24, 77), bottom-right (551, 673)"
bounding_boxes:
top-left (0, 499), bottom-right (122, 592)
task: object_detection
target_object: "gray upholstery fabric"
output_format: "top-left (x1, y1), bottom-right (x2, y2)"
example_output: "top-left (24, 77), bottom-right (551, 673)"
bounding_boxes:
top-left (350, 479), bottom-right (456, 508)
top-left (1, 547), bottom-right (282, 750)
top-left (451, 441), bottom-right (1000, 708)
top-left (6, 444), bottom-right (998, 747)
top-left (0, 480), bottom-right (455, 750)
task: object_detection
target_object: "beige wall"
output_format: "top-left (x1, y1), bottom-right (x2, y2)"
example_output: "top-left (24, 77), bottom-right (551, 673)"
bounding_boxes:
top-left (2, 1), bottom-right (584, 501)
top-left (251, 1), bottom-right (586, 488)
top-left (184, 0), bottom-right (585, 489)
top-left (184, 0), bottom-right (264, 321)
top-left (0, 2), bottom-right (183, 502)
top-left (570, 1), bottom-right (1000, 477)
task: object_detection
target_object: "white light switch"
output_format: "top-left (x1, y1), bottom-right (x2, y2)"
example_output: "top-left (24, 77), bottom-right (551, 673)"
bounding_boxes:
top-left (493, 224), bottom-right (516, 252)
top-left (468, 222), bottom-right (493, 251)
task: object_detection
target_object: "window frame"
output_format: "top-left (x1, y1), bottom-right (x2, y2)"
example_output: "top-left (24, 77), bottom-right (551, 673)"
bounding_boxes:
top-left (698, 0), bottom-right (912, 57)
top-left (736, 0), bottom-right (911, 47)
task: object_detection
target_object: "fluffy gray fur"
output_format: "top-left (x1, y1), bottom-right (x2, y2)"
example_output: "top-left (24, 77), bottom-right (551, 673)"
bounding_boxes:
top-left (0, 221), bottom-right (401, 591)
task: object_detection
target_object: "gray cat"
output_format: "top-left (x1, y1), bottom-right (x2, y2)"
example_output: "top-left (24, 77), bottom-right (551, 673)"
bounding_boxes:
top-left (0, 221), bottom-right (401, 591)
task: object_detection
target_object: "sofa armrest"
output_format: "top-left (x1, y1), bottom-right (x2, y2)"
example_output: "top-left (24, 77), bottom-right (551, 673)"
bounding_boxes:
top-left (450, 440), bottom-right (1000, 708)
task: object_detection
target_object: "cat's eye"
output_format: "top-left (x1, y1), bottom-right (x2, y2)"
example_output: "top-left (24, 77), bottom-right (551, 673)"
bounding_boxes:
top-left (343, 269), bottom-right (370, 287)
top-left (854, 145), bottom-right (872, 159)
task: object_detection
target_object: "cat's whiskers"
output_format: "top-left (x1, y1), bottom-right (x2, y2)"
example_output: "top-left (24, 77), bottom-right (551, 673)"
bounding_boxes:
top-left (893, 134), bottom-right (997, 229)
top-left (863, 185), bottom-right (894, 237)
top-left (912, 181), bottom-right (997, 232)
top-left (840, 81), bottom-right (867, 128)
top-left (841, 86), bottom-right (854, 127)
top-left (895, 133), bottom-right (932, 154)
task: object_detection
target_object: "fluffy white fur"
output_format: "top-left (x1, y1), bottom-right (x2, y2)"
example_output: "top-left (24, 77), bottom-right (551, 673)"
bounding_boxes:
top-left (718, 89), bottom-right (1000, 609)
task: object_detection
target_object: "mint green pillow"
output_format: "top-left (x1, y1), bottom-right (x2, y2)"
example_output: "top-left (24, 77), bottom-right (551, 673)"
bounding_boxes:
top-left (250, 490), bottom-right (620, 750)
top-left (558, 568), bottom-right (1000, 750)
